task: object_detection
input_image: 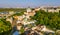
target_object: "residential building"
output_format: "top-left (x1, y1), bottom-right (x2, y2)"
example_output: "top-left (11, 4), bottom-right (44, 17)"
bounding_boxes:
top-left (41, 6), bottom-right (60, 12)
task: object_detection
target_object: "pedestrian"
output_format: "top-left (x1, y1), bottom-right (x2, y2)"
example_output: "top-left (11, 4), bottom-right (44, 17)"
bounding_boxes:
top-left (10, 25), bottom-right (17, 35)
top-left (13, 31), bottom-right (19, 35)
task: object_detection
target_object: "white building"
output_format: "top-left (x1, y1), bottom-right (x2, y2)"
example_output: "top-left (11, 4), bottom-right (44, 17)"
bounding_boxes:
top-left (41, 7), bottom-right (60, 12)
top-left (27, 8), bottom-right (31, 12)
top-left (9, 11), bottom-right (14, 15)
top-left (6, 17), bottom-right (13, 24)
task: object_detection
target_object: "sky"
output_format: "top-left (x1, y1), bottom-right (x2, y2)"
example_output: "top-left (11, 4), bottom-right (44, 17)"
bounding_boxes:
top-left (0, 0), bottom-right (60, 8)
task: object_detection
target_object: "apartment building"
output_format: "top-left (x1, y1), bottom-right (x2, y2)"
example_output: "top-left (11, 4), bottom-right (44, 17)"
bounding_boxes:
top-left (40, 6), bottom-right (60, 12)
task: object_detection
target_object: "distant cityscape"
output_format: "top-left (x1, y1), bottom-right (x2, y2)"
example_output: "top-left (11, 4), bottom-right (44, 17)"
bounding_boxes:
top-left (0, 0), bottom-right (60, 35)
top-left (0, 6), bottom-right (60, 18)
top-left (0, 6), bottom-right (60, 35)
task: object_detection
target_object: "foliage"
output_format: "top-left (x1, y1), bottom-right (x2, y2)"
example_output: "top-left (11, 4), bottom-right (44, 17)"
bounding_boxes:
top-left (13, 12), bottom-right (24, 16)
top-left (0, 18), bottom-right (11, 34)
top-left (31, 9), bottom-right (60, 30)
top-left (0, 8), bottom-right (26, 12)
top-left (8, 11), bottom-right (24, 18)
top-left (20, 27), bottom-right (24, 34)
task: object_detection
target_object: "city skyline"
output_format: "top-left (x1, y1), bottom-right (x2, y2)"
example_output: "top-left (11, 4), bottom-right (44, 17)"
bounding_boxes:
top-left (0, 0), bottom-right (60, 8)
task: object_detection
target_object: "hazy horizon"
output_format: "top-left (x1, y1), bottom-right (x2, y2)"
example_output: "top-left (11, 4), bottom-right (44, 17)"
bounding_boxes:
top-left (0, 0), bottom-right (60, 8)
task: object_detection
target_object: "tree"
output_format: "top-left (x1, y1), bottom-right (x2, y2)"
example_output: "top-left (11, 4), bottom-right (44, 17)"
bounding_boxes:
top-left (0, 18), bottom-right (11, 35)
top-left (31, 9), bottom-right (60, 30)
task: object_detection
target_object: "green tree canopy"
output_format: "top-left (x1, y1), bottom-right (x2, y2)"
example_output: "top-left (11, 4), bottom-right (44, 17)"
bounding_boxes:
top-left (0, 18), bottom-right (11, 33)
top-left (31, 9), bottom-right (60, 30)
